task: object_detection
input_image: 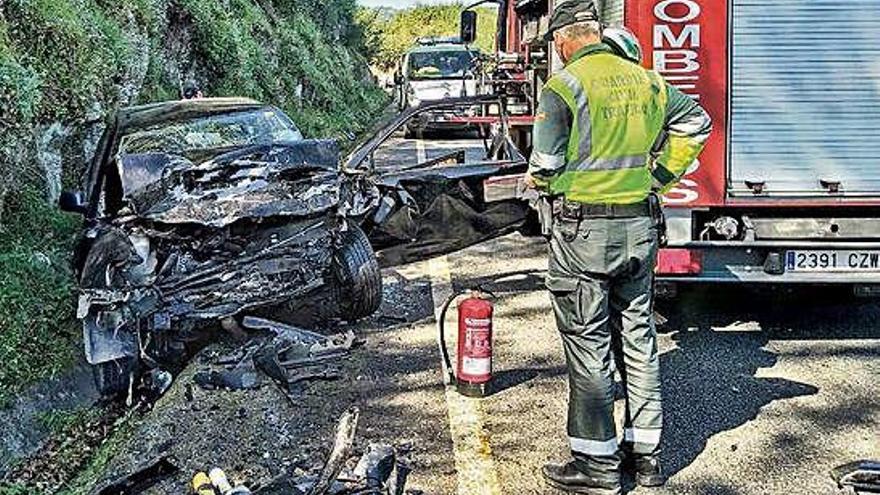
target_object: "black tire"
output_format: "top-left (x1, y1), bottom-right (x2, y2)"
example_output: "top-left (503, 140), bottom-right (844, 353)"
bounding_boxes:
top-left (332, 225), bottom-right (382, 320)
top-left (92, 357), bottom-right (137, 398)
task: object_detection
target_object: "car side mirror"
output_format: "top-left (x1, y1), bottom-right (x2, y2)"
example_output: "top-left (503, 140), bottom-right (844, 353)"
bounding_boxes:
top-left (461, 10), bottom-right (478, 45)
top-left (59, 190), bottom-right (87, 215)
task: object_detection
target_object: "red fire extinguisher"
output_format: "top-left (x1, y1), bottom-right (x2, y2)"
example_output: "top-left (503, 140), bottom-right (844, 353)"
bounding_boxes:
top-left (438, 288), bottom-right (494, 398)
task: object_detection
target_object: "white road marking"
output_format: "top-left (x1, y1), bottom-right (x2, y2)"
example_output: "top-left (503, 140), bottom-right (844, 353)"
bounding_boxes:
top-left (424, 256), bottom-right (503, 495)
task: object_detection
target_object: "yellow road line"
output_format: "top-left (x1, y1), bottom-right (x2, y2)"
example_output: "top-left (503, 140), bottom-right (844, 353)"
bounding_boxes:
top-left (416, 138), bottom-right (428, 164)
top-left (444, 387), bottom-right (502, 495)
top-left (426, 256), bottom-right (503, 495)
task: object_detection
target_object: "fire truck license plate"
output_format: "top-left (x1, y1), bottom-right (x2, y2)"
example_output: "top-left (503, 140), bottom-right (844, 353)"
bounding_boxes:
top-left (786, 251), bottom-right (880, 272)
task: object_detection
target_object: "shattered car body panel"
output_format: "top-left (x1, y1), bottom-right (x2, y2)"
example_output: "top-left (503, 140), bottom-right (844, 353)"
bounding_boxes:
top-left (75, 99), bottom-right (357, 367)
top-left (118, 141), bottom-right (339, 228)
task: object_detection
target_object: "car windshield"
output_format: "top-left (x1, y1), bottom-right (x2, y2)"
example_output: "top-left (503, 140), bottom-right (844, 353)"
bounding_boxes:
top-left (119, 108), bottom-right (303, 161)
top-left (116, 107), bottom-right (304, 195)
top-left (408, 50), bottom-right (474, 80)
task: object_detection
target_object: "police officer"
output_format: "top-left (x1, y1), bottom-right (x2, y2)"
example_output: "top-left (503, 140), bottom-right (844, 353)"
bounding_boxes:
top-left (525, 2), bottom-right (712, 494)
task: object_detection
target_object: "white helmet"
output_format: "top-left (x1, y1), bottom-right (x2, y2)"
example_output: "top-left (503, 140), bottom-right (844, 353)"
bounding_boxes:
top-left (602, 26), bottom-right (643, 64)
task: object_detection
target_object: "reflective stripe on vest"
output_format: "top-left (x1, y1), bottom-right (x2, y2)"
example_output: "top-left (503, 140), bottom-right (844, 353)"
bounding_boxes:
top-left (544, 53), bottom-right (668, 204)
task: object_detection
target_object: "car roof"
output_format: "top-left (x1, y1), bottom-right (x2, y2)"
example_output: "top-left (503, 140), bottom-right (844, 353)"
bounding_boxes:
top-left (116, 97), bottom-right (266, 131)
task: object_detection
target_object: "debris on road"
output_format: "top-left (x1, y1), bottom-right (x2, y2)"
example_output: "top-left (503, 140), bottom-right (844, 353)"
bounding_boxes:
top-left (210, 467), bottom-right (254, 494)
top-left (193, 367), bottom-right (263, 391)
top-left (353, 442), bottom-right (413, 495)
top-left (95, 454), bottom-right (179, 495)
top-left (832, 460), bottom-right (880, 494)
top-left (235, 408), bottom-right (416, 495)
top-left (193, 317), bottom-right (362, 397)
top-left (193, 471), bottom-right (217, 495)
top-left (307, 407), bottom-right (360, 495)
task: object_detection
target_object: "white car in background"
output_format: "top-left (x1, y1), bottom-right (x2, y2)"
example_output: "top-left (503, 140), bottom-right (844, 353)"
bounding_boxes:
top-left (394, 37), bottom-right (480, 137)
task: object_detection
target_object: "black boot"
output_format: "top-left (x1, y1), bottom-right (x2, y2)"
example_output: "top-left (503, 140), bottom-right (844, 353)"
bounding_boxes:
top-left (623, 453), bottom-right (667, 487)
top-left (542, 461), bottom-right (621, 495)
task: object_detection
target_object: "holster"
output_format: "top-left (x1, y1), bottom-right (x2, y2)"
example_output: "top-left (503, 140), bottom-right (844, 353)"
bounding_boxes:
top-left (648, 193), bottom-right (668, 247)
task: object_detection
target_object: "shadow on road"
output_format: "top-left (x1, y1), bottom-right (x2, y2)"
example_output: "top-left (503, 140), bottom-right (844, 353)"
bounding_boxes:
top-left (491, 365), bottom-right (566, 395)
top-left (656, 286), bottom-right (877, 478)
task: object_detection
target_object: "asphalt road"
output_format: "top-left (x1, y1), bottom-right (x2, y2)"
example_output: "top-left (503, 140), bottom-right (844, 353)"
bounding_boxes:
top-left (364, 132), bottom-right (880, 494)
top-left (372, 130), bottom-right (489, 173)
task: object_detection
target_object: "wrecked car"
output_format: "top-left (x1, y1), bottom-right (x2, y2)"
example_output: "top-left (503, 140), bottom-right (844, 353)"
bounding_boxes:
top-left (60, 96), bottom-right (530, 396)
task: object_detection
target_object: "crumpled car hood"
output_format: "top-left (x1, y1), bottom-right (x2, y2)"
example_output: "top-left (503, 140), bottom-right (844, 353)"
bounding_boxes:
top-left (120, 140), bottom-right (341, 228)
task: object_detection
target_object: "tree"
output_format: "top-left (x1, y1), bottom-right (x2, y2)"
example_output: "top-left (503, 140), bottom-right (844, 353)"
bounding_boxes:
top-left (358, 3), bottom-right (499, 70)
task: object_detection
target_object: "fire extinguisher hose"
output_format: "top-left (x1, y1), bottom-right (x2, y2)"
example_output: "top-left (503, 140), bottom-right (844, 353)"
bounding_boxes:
top-left (437, 291), bottom-right (459, 386)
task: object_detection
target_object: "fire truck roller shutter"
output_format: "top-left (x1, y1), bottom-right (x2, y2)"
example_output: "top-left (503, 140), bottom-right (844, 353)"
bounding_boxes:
top-left (729, 0), bottom-right (880, 197)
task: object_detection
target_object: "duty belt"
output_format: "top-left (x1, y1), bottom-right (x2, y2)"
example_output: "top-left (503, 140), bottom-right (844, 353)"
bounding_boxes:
top-left (556, 199), bottom-right (652, 219)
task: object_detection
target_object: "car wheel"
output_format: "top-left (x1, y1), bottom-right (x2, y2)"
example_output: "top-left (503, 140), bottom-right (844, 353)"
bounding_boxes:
top-left (92, 357), bottom-right (137, 398)
top-left (332, 225), bottom-right (382, 320)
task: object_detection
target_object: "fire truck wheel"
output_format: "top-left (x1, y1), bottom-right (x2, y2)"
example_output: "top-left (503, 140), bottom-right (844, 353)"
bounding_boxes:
top-left (332, 225), bottom-right (383, 320)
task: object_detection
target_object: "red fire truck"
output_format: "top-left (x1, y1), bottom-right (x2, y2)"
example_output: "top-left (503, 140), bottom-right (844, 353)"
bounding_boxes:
top-left (462, 0), bottom-right (880, 294)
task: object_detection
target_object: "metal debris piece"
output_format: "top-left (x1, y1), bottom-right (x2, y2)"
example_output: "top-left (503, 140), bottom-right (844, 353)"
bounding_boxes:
top-left (242, 320), bottom-right (358, 394)
top-left (388, 444), bottom-right (414, 495)
top-left (387, 460), bottom-right (412, 495)
top-left (95, 455), bottom-right (179, 495)
top-left (353, 443), bottom-right (396, 490)
top-left (210, 467), bottom-right (253, 494)
top-left (194, 367), bottom-right (263, 390)
top-left (832, 460), bottom-right (880, 493)
top-left (309, 331), bottom-right (358, 357)
top-left (243, 316), bottom-right (327, 345)
top-left (145, 368), bottom-right (173, 395)
top-left (307, 407), bottom-right (360, 495)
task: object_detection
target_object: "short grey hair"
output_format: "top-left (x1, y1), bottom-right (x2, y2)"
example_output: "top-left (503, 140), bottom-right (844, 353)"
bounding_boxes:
top-left (556, 21), bottom-right (602, 40)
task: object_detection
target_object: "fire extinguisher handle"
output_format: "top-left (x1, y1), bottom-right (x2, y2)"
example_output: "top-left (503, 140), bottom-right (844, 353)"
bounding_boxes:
top-left (475, 286), bottom-right (497, 299)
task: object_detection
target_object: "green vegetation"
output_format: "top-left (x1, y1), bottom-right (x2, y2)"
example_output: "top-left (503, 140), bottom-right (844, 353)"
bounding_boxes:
top-left (56, 411), bottom-right (137, 495)
top-left (0, 0), bottom-right (387, 399)
top-left (0, 483), bottom-right (31, 495)
top-left (0, 405), bottom-right (131, 495)
top-left (357, 3), bottom-right (499, 69)
top-left (36, 407), bottom-right (101, 436)
top-left (0, 188), bottom-right (79, 404)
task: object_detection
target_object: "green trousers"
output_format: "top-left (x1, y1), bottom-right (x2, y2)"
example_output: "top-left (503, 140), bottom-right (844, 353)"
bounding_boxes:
top-left (546, 214), bottom-right (662, 469)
